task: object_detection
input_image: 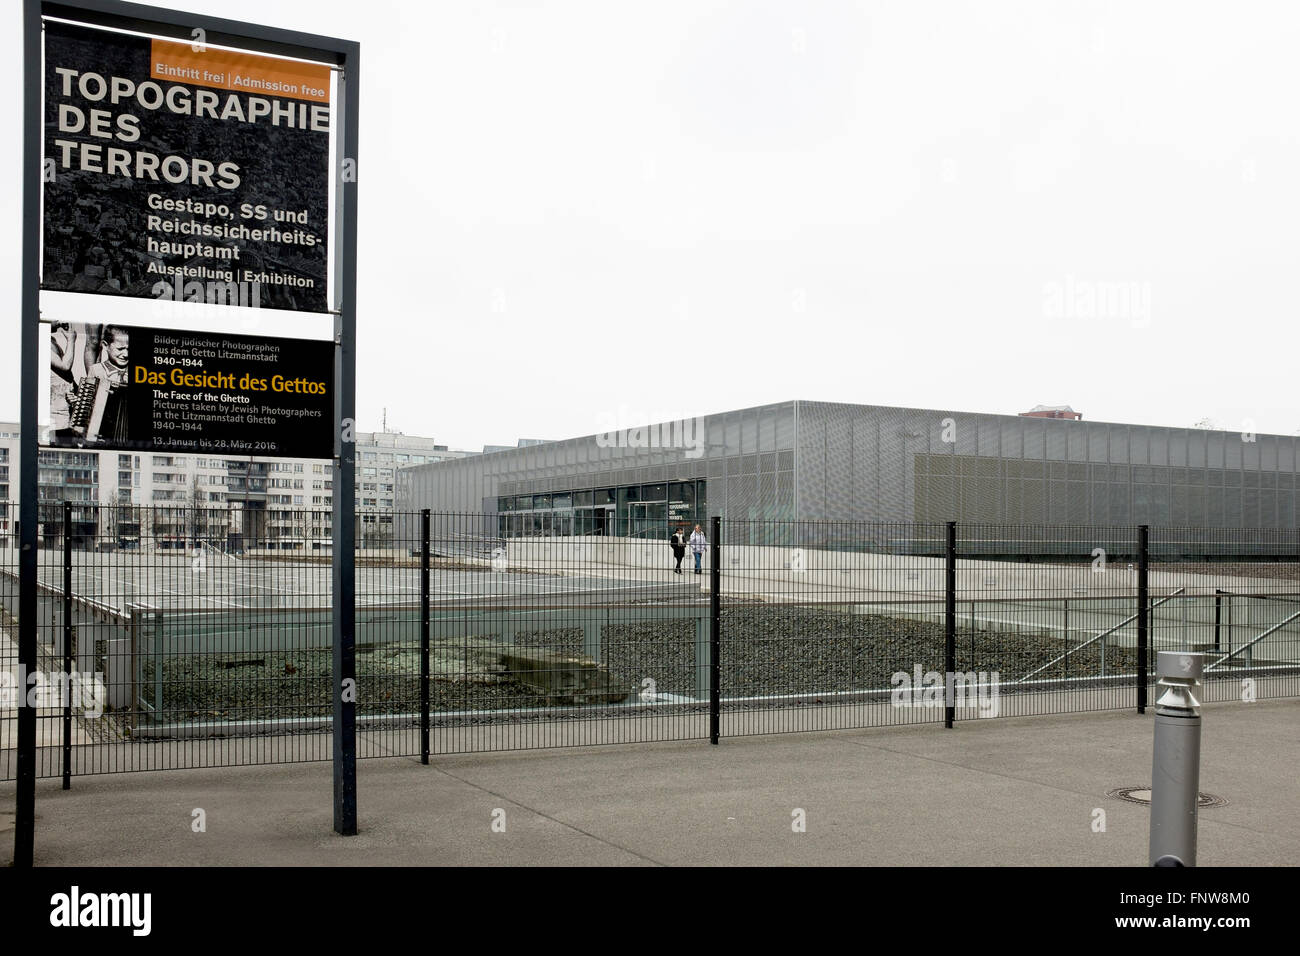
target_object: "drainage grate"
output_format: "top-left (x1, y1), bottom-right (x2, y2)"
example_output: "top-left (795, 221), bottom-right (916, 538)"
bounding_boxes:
top-left (1106, 787), bottom-right (1228, 809)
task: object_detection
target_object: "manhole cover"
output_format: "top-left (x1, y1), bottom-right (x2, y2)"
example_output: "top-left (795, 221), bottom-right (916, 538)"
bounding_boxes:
top-left (1106, 786), bottom-right (1228, 809)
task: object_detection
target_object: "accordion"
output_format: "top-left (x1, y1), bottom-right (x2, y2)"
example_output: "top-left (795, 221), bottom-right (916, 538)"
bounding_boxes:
top-left (68, 377), bottom-right (99, 432)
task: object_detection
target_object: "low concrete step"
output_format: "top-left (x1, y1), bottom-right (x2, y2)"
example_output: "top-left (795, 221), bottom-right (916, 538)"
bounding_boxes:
top-left (498, 648), bottom-right (629, 706)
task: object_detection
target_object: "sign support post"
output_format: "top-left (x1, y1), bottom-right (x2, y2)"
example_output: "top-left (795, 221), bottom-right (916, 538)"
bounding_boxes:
top-left (332, 48), bottom-right (360, 834)
top-left (15, 0), bottom-right (43, 871)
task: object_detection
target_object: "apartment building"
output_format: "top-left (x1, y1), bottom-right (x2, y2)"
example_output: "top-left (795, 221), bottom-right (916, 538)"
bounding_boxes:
top-left (103, 452), bottom-right (235, 548)
top-left (0, 423), bottom-right (473, 551)
top-left (0, 424), bottom-right (20, 549)
top-left (353, 431), bottom-right (471, 547)
top-left (0, 425), bottom-right (100, 546)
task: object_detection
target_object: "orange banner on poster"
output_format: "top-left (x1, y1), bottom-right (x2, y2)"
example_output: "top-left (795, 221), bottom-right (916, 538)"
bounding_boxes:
top-left (150, 38), bottom-right (330, 104)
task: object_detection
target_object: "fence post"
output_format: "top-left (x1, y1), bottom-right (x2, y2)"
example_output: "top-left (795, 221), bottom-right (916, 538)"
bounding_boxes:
top-left (153, 610), bottom-right (164, 724)
top-left (969, 599), bottom-right (976, 668)
top-left (1137, 525), bottom-right (1149, 715)
top-left (709, 515), bottom-right (720, 745)
top-left (1225, 593), bottom-right (1233, 659)
top-left (944, 521), bottom-right (956, 729)
top-left (1213, 590), bottom-right (1223, 655)
top-left (130, 608), bottom-right (140, 727)
top-left (420, 509), bottom-right (430, 765)
top-left (1062, 598), bottom-right (1070, 680)
top-left (62, 501), bottom-right (72, 791)
top-left (1244, 598), bottom-right (1253, 666)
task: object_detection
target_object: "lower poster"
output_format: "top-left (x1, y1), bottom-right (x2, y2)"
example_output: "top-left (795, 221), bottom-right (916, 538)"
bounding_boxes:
top-left (47, 323), bottom-right (334, 458)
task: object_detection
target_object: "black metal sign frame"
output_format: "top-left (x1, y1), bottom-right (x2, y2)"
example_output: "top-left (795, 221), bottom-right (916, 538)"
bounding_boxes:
top-left (16, 0), bottom-right (360, 866)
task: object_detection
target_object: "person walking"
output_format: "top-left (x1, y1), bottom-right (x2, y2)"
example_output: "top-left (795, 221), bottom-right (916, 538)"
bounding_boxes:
top-left (669, 526), bottom-right (687, 574)
top-left (689, 523), bottom-right (708, 574)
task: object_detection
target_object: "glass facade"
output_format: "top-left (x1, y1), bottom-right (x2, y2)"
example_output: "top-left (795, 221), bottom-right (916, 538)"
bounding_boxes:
top-left (498, 479), bottom-right (707, 538)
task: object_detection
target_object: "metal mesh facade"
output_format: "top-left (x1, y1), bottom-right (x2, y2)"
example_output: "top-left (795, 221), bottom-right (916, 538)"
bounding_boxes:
top-left (795, 402), bottom-right (1300, 527)
top-left (397, 401), bottom-right (1300, 531)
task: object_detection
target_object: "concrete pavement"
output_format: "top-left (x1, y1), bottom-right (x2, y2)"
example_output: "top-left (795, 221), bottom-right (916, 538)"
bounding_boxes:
top-left (2, 698), bottom-right (1296, 866)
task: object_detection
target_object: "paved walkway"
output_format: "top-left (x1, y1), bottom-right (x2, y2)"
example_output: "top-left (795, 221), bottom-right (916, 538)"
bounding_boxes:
top-left (2, 698), bottom-right (1296, 866)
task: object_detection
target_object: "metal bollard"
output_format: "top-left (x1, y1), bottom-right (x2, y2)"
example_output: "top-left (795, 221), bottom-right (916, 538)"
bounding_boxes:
top-left (1148, 651), bottom-right (1203, 867)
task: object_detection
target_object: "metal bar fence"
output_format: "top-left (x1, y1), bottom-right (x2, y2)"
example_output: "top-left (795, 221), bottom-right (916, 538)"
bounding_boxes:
top-left (953, 523), bottom-right (1146, 719)
top-left (0, 505), bottom-right (1297, 779)
top-left (1148, 526), bottom-right (1300, 706)
top-left (714, 518), bottom-right (950, 737)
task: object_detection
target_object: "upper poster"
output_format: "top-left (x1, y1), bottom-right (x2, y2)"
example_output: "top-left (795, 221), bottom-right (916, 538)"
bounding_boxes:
top-left (43, 20), bottom-right (332, 313)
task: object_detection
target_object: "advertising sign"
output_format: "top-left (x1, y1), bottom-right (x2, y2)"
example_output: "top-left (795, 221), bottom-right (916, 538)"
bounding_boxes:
top-left (43, 20), bottom-right (332, 312)
top-left (48, 322), bottom-right (334, 457)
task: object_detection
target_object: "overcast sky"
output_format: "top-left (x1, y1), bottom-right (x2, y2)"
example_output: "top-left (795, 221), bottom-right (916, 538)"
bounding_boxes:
top-left (3, 0), bottom-right (1298, 449)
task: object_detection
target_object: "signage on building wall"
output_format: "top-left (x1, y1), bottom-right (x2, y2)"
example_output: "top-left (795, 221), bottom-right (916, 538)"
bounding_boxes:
top-left (47, 323), bottom-right (333, 457)
top-left (43, 20), bottom-right (332, 313)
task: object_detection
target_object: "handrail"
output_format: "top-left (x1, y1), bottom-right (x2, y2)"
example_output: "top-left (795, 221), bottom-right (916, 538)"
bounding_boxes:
top-left (1207, 608), bottom-right (1300, 670)
top-left (1016, 587), bottom-right (1186, 683)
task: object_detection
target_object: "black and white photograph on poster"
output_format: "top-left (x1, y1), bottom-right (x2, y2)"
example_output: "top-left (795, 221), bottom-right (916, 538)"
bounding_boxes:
top-left (42, 19), bottom-right (332, 313)
top-left (46, 323), bottom-right (333, 458)
top-left (49, 321), bottom-right (131, 445)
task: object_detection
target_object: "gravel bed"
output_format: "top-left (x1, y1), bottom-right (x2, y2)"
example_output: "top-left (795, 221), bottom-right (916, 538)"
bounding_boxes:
top-left (138, 606), bottom-right (1140, 724)
top-left (1151, 562), bottom-right (1300, 583)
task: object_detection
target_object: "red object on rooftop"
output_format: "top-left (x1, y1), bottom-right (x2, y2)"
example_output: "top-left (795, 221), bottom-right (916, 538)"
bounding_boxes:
top-left (1020, 405), bottom-right (1082, 420)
